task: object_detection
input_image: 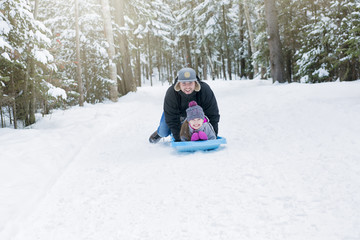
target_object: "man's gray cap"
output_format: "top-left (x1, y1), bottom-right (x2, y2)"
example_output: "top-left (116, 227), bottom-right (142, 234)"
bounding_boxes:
top-left (177, 68), bottom-right (197, 82)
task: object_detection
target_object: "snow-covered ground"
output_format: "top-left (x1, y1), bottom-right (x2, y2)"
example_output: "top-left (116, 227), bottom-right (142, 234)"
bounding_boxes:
top-left (1, 79), bottom-right (360, 240)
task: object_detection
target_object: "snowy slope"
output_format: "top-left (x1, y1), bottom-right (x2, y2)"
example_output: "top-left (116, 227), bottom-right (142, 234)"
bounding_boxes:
top-left (1, 80), bottom-right (360, 240)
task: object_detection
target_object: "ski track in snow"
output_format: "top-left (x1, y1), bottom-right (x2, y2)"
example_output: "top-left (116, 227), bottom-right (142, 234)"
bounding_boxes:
top-left (1, 80), bottom-right (360, 240)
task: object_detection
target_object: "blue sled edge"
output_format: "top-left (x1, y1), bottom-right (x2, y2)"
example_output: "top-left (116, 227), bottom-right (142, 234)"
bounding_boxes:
top-left (170, 137), bottom-right (227, 152)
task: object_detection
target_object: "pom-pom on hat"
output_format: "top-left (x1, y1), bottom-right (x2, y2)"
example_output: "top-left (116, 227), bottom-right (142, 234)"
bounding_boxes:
top-left (186, 101), bottom-right (205, 121)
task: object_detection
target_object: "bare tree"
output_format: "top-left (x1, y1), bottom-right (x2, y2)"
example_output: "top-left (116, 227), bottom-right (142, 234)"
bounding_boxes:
top-left (243, 0), bottom-right (258, 77)
top-left (222, 4), bottom-right (232, 80)
top-left (238, 2), bottom-right (246, 78)
top-left (200, 29), bottom-right (215, 79)
top-left (264, 0), bottom-right (287, 83)
top-left (113, 0), bottom-right (136, 94)
top-left (100, 0), bottom-right (119, 101)
top-left (75, 0), bottom-right (84, 106)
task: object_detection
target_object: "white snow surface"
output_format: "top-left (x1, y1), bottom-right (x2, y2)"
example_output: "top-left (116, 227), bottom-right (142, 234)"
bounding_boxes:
top-left (1, 79), bottom-right (360, 240)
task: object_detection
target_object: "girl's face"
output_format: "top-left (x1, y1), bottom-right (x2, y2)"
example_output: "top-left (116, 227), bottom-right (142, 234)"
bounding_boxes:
top-left (189, 118), bottom-right (204, 130)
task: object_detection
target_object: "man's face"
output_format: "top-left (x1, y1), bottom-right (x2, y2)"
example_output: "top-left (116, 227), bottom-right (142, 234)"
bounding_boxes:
top-left (179, 81), bottom-right (195, 94)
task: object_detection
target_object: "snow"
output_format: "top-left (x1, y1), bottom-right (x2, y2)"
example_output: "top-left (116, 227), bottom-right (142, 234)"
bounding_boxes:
top-left (0, 18), bottom-right (11, 36)
top-left (0, 17), bottom-right (12, 50)
top-left (1, 52), bottom-right (11, 61)
top-left (34, 29), bottom-right (51, 45)
top-left (1, 79), bottom-right (360, 240)
top-left (46, 82), bottom-right (67, 99)
top-left (33, 49), bottom-right (54, 65)
top-left (313, 67), bottom-right (329, 78)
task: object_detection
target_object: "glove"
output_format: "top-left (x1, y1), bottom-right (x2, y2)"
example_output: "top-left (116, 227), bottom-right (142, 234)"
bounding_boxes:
top-left (191, 131), bottom-right (208, 141)
top-left (191, 132), bottom-right (200, 141)
top-left (198, 131), bottom-right (208, 140)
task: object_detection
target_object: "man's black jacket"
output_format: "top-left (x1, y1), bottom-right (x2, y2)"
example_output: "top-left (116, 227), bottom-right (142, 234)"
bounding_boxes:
top-left (163, 81), bottom-right (220, 141)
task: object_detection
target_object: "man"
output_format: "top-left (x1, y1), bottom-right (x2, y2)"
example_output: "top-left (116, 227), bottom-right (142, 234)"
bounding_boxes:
top-left (149, 67), bottom-right (220, 143)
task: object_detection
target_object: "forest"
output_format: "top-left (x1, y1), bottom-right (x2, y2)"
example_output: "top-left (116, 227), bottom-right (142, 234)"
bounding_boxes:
top-left (1, 0), bottom-right (359, 128)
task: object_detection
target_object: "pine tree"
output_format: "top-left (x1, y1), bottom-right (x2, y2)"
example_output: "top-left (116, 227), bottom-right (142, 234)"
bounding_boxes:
top-left (0, 0), bottom-right (53, 128)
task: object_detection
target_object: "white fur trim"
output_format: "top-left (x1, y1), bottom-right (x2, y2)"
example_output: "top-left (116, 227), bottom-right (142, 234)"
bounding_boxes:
top-left (195, 81), bottom-right (201, 92)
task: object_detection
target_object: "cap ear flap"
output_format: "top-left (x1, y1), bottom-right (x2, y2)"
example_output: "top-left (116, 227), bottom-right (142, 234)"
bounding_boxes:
top-left (174, 82), bottom-right (181, 91)
top-left (195, 81), bottom-right (201, 92)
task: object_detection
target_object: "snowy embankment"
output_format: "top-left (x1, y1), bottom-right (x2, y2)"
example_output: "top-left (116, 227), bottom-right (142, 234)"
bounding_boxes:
top-left (1, 79), bottom-right (360, 240)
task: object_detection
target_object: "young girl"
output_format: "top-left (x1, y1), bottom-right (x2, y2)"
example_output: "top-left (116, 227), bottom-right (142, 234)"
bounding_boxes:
top-left (180, 101), bottom-right (217, 141)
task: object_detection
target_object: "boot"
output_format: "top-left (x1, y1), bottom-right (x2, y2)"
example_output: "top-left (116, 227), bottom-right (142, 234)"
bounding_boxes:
top-left (149, 130), bottom-right (161, 143)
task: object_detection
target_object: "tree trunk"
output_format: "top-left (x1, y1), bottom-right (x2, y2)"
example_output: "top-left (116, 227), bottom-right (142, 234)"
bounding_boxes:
top-left (1, 104), bottom-right (4, 128)
top-left (82, 48), bottom-right (91, 101)
top-left (147, 32), bottom-right (153, 86)
top-left (75, 0), bottom-right (84, 105)
top-left (135, 38), bottom-right (141, 87)
top-left (220, 48), bottom-right (227, 80)
top-left (285, 49), bottom-right (292, 82)
top-left (29, 61), bottom-right (36, 124)
top-left (243, 0), bottom-right (258, 77)
top-left (264, 0), bottom-right (287, 83)
top-left (203, 53), bottom-right (208, 80)
top-left (24, 0), bottom-right (39, 126)
top-left (117, 63), bottom-right (126, 94)
top-left (114, 0), bottom-right (136, 93)
top-left (200, 29), bottom-right (215, 78)
top-left (239, 2), bottom-right (246, 78)
top-left (29, 0), bottom-right (38, 122)
top-left (184, 36), bottom-right (192, 67)
top-left (157, 41), bottom-right (161, 82)
top-left (222, 4), bottom-right (232, 80)
top-left (24, 58), bottom-right (31, 126)
top-left (10, 66), bottom-right (17, 129)
top-left (100, 0), bottom-right (118, 101)
top-left (247, 40), bottom-right (254, 79)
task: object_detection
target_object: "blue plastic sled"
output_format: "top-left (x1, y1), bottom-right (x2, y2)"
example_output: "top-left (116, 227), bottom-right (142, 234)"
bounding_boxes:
top-left (170, 137), bottom-right (227, 152)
